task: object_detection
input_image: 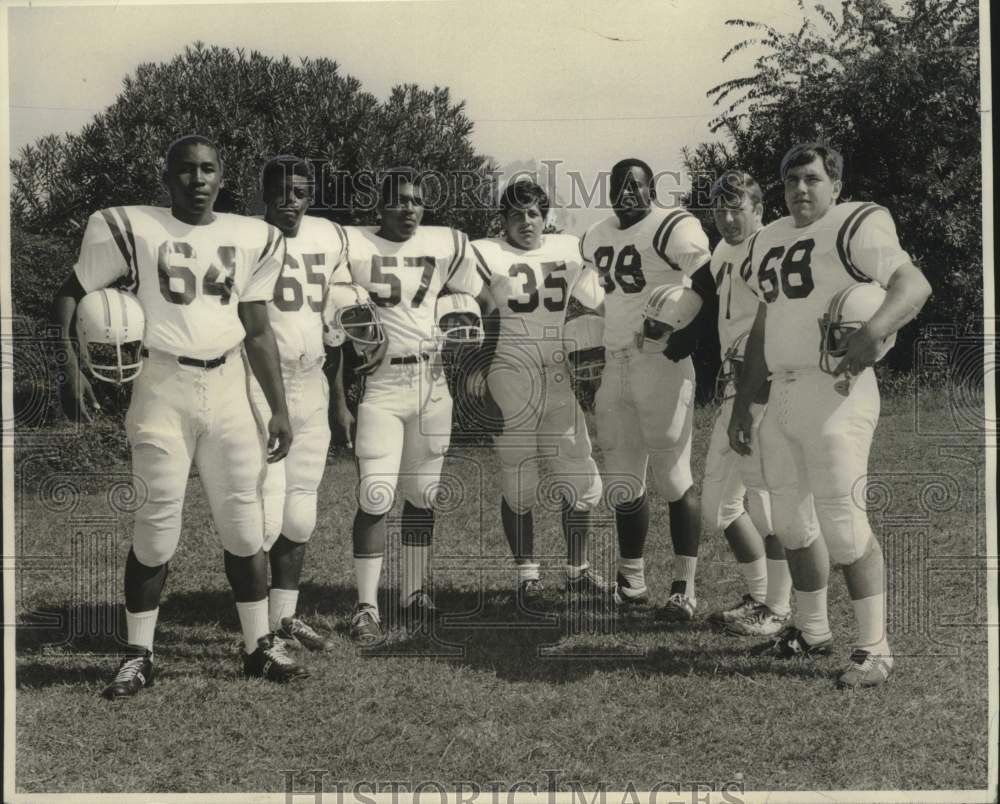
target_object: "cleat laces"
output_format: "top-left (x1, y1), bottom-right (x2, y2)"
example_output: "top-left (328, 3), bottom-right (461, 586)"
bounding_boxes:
top-left (111, 656), bottom-right (147, 686)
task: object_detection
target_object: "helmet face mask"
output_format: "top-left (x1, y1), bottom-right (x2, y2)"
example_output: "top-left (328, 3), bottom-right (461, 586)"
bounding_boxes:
top-left (323, 283), bottom-right (385, 351)
top-left (438, 311), bottom-right (484, 352)
top-left (76, 288), bottom-right (145, 385)
top-left (716, 330), bottom-right (749, 400)
top-left (563, 311), bottom-right (606, 383)
top-left (435, 294), bottom-right (483, 362)
top-left (641, 317), bottom-right (674, 353)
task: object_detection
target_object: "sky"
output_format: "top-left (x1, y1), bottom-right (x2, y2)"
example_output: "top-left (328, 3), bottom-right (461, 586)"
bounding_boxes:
top-left (6, 0), bottom-right (809, 234)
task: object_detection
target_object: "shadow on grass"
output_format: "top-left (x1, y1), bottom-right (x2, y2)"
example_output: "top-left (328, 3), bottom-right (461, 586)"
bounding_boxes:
top-left (15, 587), bottom-right (838, 688)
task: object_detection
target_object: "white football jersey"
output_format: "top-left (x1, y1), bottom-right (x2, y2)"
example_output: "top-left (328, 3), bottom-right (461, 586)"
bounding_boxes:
top-left (710, 236), bottom-right (760, 358)
top-left (74, 206), bottom-right (284, 360)
top-left (344, 225), bottom-right (483, 357)
top-left (581, 208), bottom-right (710, 350)
top-left (472, 233), bottom-right (589, 366)
top-left (745, 201), bottom-right (911, 372)
top-left (265, 216), bottom-right (351, 363)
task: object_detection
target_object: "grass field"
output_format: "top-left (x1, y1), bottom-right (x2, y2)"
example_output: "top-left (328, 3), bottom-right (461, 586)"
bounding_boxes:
top-left (12, 390), bottom-right (992, 796)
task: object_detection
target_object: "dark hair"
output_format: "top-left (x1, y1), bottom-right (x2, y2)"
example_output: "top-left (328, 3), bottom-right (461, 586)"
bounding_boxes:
top-left (379, 167), bottom-right (422, 206)
top-left (611, 158), bottom-right (654, 186)
top-left (499, 180), bottom-right (550, 220)
top-left (261, 155), bottom-right (314, 195)
top-left (165, 134), bottom-right (222, 172)
top-left (780, 142), bottom-right (844, 182)
top-left (709, 170), bottom-right (763, 206)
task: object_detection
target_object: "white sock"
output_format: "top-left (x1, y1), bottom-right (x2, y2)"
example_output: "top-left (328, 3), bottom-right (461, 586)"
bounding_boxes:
top-left (737, 556), bottom-right (768, 603)
top-left (794, 588), bottom-right (832, 644)
top-left (765, 557), bottom-right (793, 616)
top-left (235, 599), bottom-right (270, 654)
top-left (401, 544), bottom-right (431, 602)
top-left (852, 592), bottom-right (889, 654)
top-left (618, 557), bottom-right (646, 591)
top-left (355, 556), bottom-right (383, 610)
top-left (516, 562), bottom-right (541, 583)
top-left (268, 588), bottom-right (299, 631)
top-left (674, 555), bottom-right (698, 600)
top-left (125, 608), bottom-right (158, 653)
top-left (565, 562), bottom-right (589, 580)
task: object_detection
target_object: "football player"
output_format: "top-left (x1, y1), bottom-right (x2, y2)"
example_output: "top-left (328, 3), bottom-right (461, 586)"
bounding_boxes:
top-left (702, 171), bottom-right (792, 636)
top-left (728, 142), bottom-right (931, 688)
top-left (53, 135), bottom-right (306, 698)
top-left (250, 156), bottom-right (353, 651)
top-left (580, 158), bottom-right (714, 621)
top-left (342, 168), bottom-right (492, 643)
top-left (472, 180), bottom-right (606, 602)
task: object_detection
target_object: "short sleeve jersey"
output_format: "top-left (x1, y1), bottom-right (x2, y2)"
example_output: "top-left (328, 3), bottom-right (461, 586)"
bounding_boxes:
top-left (344, 225), bottom-right (483, 357)
top-left (709, 236), bottom-right (760, 358)
top-left (74, 206), bottom-right (284, 359)
top-left (581, 208), bottom-right (710, 350)
top-left (743, 201), bottom-right (911, 372)
top-left (265, 215), bottom-right (350, 363)
top-left (471, 233), bottom-right (586, 366)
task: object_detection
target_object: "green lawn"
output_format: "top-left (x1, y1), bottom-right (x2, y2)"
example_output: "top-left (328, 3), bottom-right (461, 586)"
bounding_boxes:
top-left (12, 392), bottom-right (991, 795)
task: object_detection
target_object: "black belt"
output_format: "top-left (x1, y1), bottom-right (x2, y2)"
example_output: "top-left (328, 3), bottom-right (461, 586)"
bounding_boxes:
top-left (389, 352), bottom-right (430, 365)
top-left (141, 348), bottom-right (227, 369)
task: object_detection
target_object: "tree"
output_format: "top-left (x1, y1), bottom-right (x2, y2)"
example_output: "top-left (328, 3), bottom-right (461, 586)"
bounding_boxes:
top-left (11, 42), bottom-right (498, 240)
top-left (683, 0), bottom-right (981, 372)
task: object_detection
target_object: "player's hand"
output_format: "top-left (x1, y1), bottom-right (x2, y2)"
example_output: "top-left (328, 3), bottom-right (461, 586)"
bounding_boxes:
top-left (59, 366), bottom-right (101, 423)
top-left (663, 323), bottom-right (699, 362)
top-left (727, 403), bottom-right (754, 457)
top-left (833, 324), bottom-right (882, 377)
top-left (356, 338), bottom-right (388, 376)
top-left (266, 411), bottom-right (293, 463)
top-left (333, 404), bottom-right (355, 451)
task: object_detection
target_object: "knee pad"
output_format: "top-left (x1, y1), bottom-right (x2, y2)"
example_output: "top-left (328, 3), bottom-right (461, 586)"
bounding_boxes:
top-left (281, 491), bottom-right (319, 544)
top-left (399, 458), bottom-right (446, 511)
top-left (131, 530), bottom-right (181, 568)
top-left (358, 474), bottom-right (397, 516)
top-left (549, 465), bottom-right (602, 512)
top-left (769, 494), bottom-right (821, 551)
top-left (649, 451), bottom-right (693, 503)
top-left (813, 494), bottom-right (873, 566)
top-left (604, 473), bottom-right (645, 510)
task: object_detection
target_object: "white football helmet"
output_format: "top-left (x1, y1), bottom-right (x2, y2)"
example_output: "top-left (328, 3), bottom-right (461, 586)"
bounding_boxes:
top-left (75, 288), bottom-right (145, 384)
top-left (322, 282), bottom-right (384, 350)
top-left (818, 283), bottom-right (895, 374)
top-left (436, 292), bottom-right (484, 350)
top-left (641, 284), bottom-right (703, 354)
top-left (716, 330), bottom-right (750, 400)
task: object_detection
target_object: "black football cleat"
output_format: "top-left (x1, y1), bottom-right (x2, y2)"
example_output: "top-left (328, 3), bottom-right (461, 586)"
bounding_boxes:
top-left (750, 625), bottom-right (833, 658)
top-left (276, 616), bottom-right (336, 652)
top-left (350, 604), bottom-right (384, 644)
top-left (242, 633), bottom-right (309, 683)
top-left (101, 645), bottom-right (154, 700)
